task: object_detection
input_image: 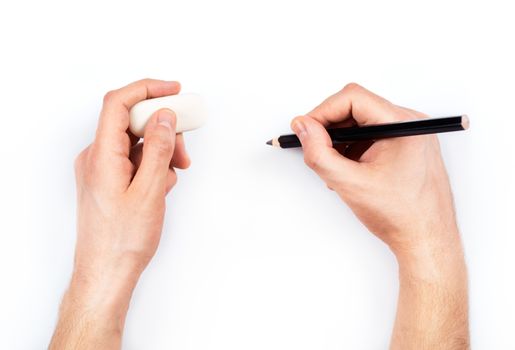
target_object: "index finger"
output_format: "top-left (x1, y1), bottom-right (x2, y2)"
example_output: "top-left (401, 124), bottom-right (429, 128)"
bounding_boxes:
top-left (307, 83), bottom-right (407, 127)
top-left (95, 79), bottom-right (181, 151)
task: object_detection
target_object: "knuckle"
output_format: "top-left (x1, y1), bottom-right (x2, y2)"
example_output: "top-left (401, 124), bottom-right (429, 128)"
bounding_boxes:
top-left (102, 90), bottom-right (119, 104)
top-left (169, 172), bottom-right (178, 186)
top-left (83, 152), bottom-right (104, 185)
top-left (165, 172), bottom-right (178, 194)
top-left (124, 160), bottom-right (136, 177)
top-left (74, 146), bottom-right (112, 190)
top-left (148, 134), bottom-right (173, 157)
top-left (137, 78), bottom-right (153, 85)
top-left (74, 147), bottom-right (90, 175)
top-left (304, 149), bottom-right (323, 171)
top-left (391, 105), bottom-right (415, 122)
top-left (129, 78), bottom-right (153, 90)
top-left (342, 82), bottom-right (362, 94)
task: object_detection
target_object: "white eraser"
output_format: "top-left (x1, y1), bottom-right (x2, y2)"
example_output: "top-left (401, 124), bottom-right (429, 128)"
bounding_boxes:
top-left (129, 93), bottom-right (207, 137)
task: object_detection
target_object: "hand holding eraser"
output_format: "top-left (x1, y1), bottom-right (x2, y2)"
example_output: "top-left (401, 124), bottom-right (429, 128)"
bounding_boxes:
top-left (129, 93), bottom-right (207, 137)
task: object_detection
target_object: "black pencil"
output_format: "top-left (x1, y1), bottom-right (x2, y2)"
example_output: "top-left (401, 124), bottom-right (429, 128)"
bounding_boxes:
top-left (266, 115), bottom-right (469, 148)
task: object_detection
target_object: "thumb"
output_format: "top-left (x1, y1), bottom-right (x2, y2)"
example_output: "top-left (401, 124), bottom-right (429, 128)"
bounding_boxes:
top-left (131, 108), bottom-right (177, 197)
top-left (291, 116), bottom-right (363, 188)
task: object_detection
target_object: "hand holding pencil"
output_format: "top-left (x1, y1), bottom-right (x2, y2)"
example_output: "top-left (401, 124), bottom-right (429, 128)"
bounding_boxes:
top-left (288, 83), bottom-right (468, 348)
top-left (289, 83), bottom-right (462, 247)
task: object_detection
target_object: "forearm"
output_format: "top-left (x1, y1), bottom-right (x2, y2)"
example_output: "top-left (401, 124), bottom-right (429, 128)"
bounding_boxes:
top-left (390, 231), bottom-right (469, 349)
top-left (50, 80), bottom-right (184, 349)
top-left (49, 266), bottom-right (140, 349)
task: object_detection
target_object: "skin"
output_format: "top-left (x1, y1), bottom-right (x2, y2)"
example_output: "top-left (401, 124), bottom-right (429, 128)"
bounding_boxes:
top-left (49, 79), bottom-right (190, 349)
top-left (291, 83), bottom-right (469, 349)
top-left (50, 81), bottom-right (469, 349)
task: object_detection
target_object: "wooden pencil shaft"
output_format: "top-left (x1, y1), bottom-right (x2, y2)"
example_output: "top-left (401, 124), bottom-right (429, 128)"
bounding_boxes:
top-left (275, 116), bottom-right (466, 149)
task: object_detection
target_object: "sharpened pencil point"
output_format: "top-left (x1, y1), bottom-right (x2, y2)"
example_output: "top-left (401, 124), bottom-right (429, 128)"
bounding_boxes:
top-left (266, 140), bottom-right (273, 146)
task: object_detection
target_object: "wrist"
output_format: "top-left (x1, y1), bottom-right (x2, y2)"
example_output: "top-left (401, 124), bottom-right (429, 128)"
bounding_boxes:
top-left (68, 255), bottom-right (144, 318)
top-left (392, 228), bottom-right (467, 282)
top-left (389, 229), bottom-right (470, 349)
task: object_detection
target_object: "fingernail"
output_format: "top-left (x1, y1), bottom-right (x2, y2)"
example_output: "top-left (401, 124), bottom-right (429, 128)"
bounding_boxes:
top-left (292, 119), bottom-right (308, 140)
top-left (157, 109), bottom-right (176, 130)
top-left (156, 110), bottom-right (176, 142)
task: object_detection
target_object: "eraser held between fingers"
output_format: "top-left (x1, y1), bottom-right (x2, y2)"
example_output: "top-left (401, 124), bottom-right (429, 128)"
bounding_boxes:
top-left (129, 93), bottom-right (207, 137)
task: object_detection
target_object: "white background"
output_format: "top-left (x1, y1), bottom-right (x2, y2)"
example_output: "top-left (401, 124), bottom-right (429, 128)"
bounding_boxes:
top-left (0, 0), bottom-right (514, 349)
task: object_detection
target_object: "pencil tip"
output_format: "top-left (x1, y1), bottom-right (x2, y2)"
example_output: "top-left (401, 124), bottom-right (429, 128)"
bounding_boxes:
top-left (266, 140), bottom-right (273, 146)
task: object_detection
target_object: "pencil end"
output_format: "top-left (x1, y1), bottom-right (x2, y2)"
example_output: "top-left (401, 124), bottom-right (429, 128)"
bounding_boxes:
top-left (461, 115), bottom-right (470, 130)
top-left (266, 139), bottom-right (273, 146)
